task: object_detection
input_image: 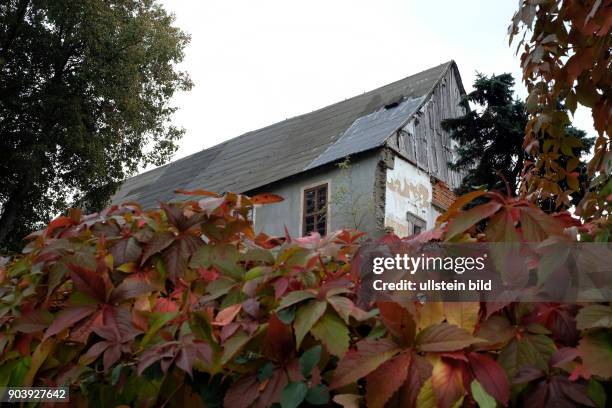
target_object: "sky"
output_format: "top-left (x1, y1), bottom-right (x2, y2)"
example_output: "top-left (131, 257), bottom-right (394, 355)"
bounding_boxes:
top-left (156, 0), bottom-right (595, 168)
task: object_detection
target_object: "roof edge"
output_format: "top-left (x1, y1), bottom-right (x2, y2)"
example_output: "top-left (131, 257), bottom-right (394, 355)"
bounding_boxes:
top-left (379, 60), bottom-right (458, 150)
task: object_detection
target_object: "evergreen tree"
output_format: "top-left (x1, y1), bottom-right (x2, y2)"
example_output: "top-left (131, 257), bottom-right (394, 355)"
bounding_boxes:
top-left (442, 73), bottom-right (591, 210)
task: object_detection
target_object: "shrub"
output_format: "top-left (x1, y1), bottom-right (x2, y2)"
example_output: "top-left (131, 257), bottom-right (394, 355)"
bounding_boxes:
top-left (0, 190), bottom-right (608, 407)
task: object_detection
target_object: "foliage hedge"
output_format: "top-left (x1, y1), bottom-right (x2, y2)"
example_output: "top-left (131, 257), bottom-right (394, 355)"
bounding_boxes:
top-left (0, 190), bottom-right (610, 407)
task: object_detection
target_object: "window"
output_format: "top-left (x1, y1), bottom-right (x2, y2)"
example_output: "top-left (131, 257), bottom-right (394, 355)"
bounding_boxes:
top-left (406, 212), bottom-right (426, 236)
top-left (303, 183), bottom-right (328, 236)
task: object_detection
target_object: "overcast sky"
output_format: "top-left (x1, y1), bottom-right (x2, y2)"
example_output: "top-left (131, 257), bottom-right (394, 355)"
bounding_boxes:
top-left (156, 0), bottom-right (595, 167)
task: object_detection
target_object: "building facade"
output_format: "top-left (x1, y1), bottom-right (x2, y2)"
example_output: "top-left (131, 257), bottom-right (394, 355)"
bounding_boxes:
top-left (112, 61), bottom-right (465, 238)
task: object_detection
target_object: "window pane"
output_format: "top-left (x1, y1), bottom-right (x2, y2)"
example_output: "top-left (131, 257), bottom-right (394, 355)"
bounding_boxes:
top-left (317, 189), bottom-right (327, 210)
top-left (316, 218), bottom-right (326, 236)
top-left (303, 184), bottom-right (328, 237)
top-left (413, 225), bottom-right (422, 235)
top-left (305, 215), bottom-right (315, 234)
top-left (305, 190), bottom-right (315, 214)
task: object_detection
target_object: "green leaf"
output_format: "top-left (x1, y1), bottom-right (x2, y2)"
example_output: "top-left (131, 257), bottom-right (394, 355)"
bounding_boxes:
top-left (310, 312), bottom-right (349, 357)
top-left (277, 307), bottom-right (296, 324)
top-left (258, 362), bottom-right (274, 382)
top-left (578, 330), bottom-right (612, 379)
top-left (240, 247), bottom-right (275, 264)
top-left (221, 331), bottom-right (251, 365)
top-left (587, 378), bottom-right (606, 408)
top-left (110, 364), bottom-right (123, 386)
top-left (280, 381), bottom-right (308, 408)
top-left (498, 333), bottom-right (556, 379)
top-left (470, 380), bottom-right (496, 408)
top-left (244, 266), bottom-right (266, 281)
top-left (416, 378), bottom-right (436, 408)
top-left (141, 312), bottom-right (177, 347)
top-left (577, 305), bottom-right (612, 330)
top-left (294, 300), bottom-right (327, 348)
top-left (305, 384), bottom-right (330, 405)
top-left (278, 290), bottom-right (316, 310)
top-left (299, 345), bottom-right (322, 378)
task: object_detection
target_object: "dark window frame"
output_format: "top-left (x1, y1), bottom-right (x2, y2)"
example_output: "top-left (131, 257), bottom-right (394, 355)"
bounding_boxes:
top-left (302, 183), bottom-right (329, 236)
top-left (406, 212), bottom-right (426, 236)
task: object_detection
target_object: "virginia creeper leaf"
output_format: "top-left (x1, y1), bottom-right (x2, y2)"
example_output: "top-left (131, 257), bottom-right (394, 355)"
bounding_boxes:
top-left (294, 300), bottom-right (326, 348)
top-left (470, 379), bottom-right (496, 408)
top-left (577, 305), bottom-right (612, 330)
top-left (416, 323), bottom-right (480, 352)
top-left (366, 351), bottom-right (411, 408)
top-left (310, 312), bottom-right (349, 357)
top-left (330, 338), bottom-right (399, 389)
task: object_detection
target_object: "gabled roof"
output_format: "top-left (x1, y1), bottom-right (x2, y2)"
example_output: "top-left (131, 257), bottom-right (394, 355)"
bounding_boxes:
top-left (112, 61), bottom-right (460, 208)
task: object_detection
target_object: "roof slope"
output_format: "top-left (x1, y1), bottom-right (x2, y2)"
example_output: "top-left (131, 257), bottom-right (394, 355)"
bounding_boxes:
top-left (112, 61), bottom-right (457, 208)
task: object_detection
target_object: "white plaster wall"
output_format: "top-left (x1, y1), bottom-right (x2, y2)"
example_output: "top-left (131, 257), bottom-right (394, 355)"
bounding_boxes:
top-left (252, 153), bottom-right (379, 237)
top-left (385, 156), bottom-right (437, 236)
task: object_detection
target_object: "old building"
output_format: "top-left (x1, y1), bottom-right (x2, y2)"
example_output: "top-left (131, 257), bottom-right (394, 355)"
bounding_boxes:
top-left (112, 61), bottom-right (466, 237)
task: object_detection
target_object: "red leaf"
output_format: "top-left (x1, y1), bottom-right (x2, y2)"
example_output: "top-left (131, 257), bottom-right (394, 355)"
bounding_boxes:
top-left (43, 305), bottom-right (97, 340)
top-left (45, 216), bottom-right (74, 237)
top-left (330, 338), bottom-right (399, 389)
top-left (255, 232), bottom-right (285, 249)
top-left (69, 265), bottom-right (108, 302)
top-left (224, 374), bottom-right (260, 408)
top-left (366, 351), bottom-right (411, 408)
top-left (141, 232), bottom-right (175, 265)
top-left (110, 279), bottom-right (155, 303)
top-left (111, 237), bottom-right (142, 267)
top-left (399, 353), bottom-right (432, 407)
top-left (445, 201), bottom-right (502, 240)
top-left (263, 314), bottom-right (294, 362)
top-left (416, 323), bottom-right (480, 352)
top-left (250, 193), bottom-right (284, 205)
top-left (162, 235), bottom-right (200, 283)
top-left (519, 206), bottom-right (564, 241)
top-left (467, 352), bottom-right (510, 406)
top-left (431, 357), bottom-right (464, 408)
top-left (377, 301), bottom-right (416, 345)
top-left (254, 368), bottom-right (288, 408)
top-left (550, 347), bottom-right (579, 367)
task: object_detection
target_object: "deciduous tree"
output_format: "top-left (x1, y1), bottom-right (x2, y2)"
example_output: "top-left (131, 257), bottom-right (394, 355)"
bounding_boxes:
top-left (0, 0), bottom-right (191, 250)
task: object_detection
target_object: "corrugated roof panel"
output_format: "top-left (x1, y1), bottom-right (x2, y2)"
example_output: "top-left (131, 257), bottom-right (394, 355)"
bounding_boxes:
top-left (305, 95), bottom-right (424, 170)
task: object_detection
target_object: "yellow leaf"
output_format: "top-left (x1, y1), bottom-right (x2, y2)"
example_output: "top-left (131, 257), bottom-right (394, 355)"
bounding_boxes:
top-left (444, 302), bottom-right (480, 334)
top-left (418, 302), bottom-right (445, 330)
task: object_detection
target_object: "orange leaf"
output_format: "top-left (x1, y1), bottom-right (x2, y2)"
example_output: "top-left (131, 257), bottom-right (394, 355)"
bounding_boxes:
top-left (175, 188), bottom-right (219, 197)
top-left (45, 216), bottom-right (74, 237)
top-left (213, 304), bottom-right (242, 326)
top-left (250, 193), bottom-right (284, 205)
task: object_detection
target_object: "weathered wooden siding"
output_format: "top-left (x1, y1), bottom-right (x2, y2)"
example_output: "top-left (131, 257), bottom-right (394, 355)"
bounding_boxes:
top-left (386, 64), bottom-right (465, 189)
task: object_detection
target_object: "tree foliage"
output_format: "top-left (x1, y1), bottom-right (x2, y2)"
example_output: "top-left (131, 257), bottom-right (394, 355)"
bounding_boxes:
top-left (0, 0), bottom-right (192, 251)
top-left (442, 73), bottom-right (591, 210)
top-left (509, 0), bottom-right (610, 236)
top-left (0, 190), bottom-right (608, 407)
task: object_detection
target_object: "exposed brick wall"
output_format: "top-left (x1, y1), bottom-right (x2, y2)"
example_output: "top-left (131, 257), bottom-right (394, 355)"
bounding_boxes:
top-left (431, 179), bottom-right (456, 211)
